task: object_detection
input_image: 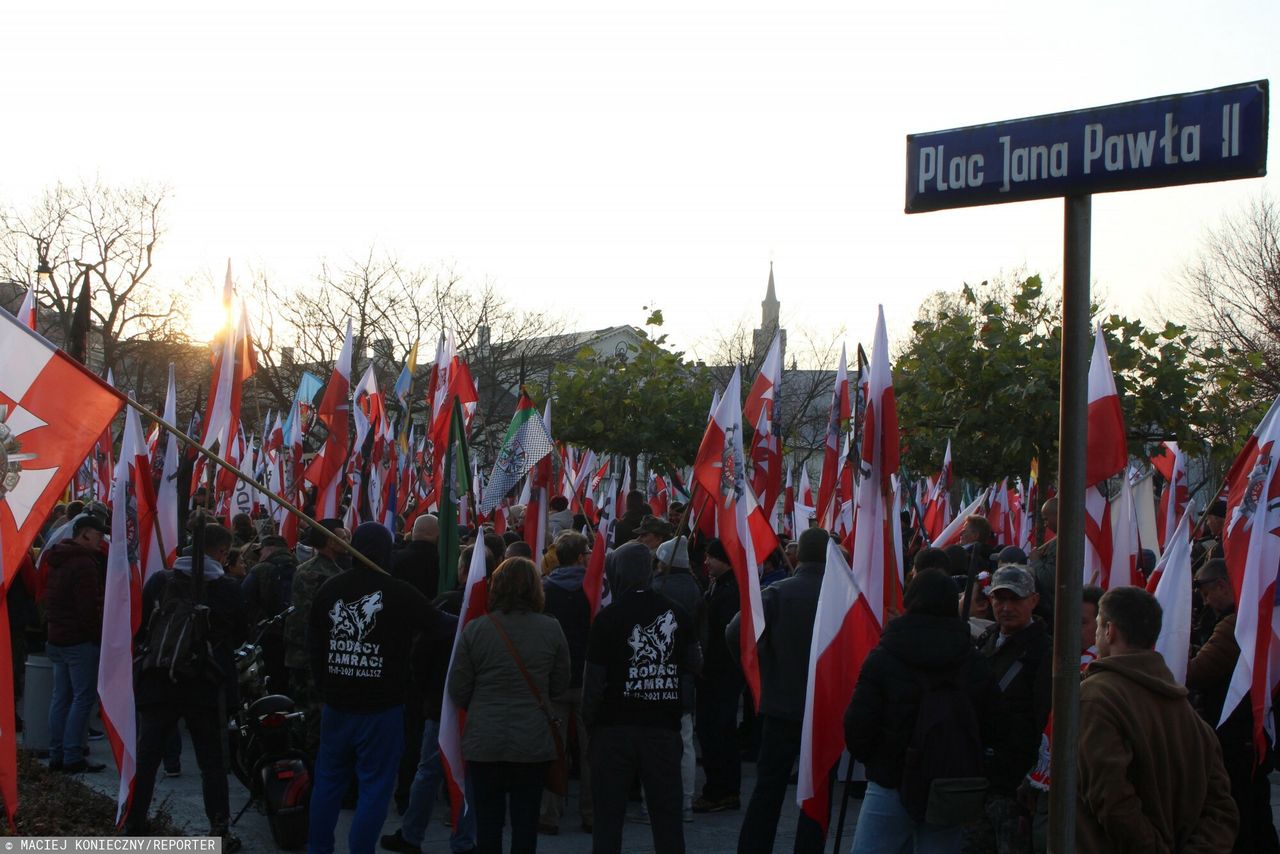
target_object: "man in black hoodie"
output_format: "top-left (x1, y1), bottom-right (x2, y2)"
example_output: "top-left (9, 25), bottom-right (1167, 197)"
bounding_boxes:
top-left (307, 522), bottom-right (442, 854)
top-left (127, 523), bottom-right (246, 847)
top-left (584, 541), bottom-right (700, 854)
top-left (727, 527), bottom-right (831, 853)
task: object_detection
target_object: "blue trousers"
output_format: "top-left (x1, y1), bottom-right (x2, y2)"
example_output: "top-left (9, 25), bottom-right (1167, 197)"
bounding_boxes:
top-left (850, 781), bottom-right (962, 854)
top-left (400, 717), bottom-right (477, 852)
top-left (308, 704), bottom-right (405, 854)
top-left (46, 641), bottom-right (99, 765)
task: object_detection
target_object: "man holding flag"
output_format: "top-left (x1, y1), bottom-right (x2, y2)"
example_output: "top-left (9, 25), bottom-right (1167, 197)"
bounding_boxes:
top-left (728, 526), bottom-right (832, 853)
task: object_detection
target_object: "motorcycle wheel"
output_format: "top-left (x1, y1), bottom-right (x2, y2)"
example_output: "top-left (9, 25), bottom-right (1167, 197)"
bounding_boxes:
top-left (268, 809), bottom-right (309, 850)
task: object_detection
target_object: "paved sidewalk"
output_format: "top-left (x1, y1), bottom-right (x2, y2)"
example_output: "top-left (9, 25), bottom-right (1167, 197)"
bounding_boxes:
top-left (72, 731), bottom-right (841, 852)
top-left (68, 732), bottom-right (1280, 852)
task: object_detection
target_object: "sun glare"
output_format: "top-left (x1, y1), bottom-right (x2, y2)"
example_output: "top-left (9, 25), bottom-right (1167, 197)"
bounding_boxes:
top-left (188, 290), bottom-right (233, 345)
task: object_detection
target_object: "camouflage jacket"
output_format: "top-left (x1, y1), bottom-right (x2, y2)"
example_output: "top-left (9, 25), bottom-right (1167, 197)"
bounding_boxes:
top-left (284, 552), bottom-right (344, 669)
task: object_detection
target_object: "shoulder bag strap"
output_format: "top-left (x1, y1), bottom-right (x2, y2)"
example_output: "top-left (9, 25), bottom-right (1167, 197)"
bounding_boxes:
top-left (488, 614), bottom-right (555, 720)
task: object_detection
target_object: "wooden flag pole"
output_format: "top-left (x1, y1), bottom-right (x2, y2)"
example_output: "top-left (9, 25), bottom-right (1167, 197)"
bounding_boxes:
top-left (123, 397), bottom-right (388, 576)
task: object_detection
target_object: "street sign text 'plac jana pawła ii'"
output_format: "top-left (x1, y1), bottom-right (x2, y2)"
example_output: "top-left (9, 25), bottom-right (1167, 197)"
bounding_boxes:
top-left (905, 80), bottom-right (1268, 213)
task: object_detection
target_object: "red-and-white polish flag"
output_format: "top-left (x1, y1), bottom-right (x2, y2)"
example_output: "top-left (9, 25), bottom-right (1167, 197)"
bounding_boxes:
top-left (100, 405), bottom-right (156, 825)
top-left (0, 311), bottom-right (124, 584)
top-left (15, 286), bottom-right (36, 330)
top-left (797, 539), bottom-right (882, 828)
top-left (584, 511), bottom-right (612, 621)
top-left (1151, 507), bottom-right (1193, 684)
top-left (693, 367), bottom-right (778, 701)
top-left (931, 488), bottom-right (990, 551)
top-left (744, 329), bottom-right (783, 431)
top-left (201, 262), bottom-right (246, 454)
top-left (156, 364), bottom-right (180, 566)
top-left (816, 346), bottom-right (850, 531)
top-left (1084, 325), bottom-right (1128, 586)
top-left (304, 320), bottom-right (353, 519)
top-left (796, 465), bottom-right (815, 535)
top-left (123, 405), bottom-right (163, 622)
top-left (847, 306), bottom-right (901, 622)
top-left (922, 439), bottom-right (953, 542)
top-left (1152, 441), bottom-right (1189, 554)
top-left (1108, 469), bottom-right (1141, 589)
top-left (440, 541), bottom-right (490, 827)
top-left (1220, 394), bottom-right (1280, 760)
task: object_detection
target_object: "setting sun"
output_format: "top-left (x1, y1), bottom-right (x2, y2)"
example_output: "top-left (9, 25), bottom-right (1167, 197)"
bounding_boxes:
top-left (187, 288), bottom-right (233, 345)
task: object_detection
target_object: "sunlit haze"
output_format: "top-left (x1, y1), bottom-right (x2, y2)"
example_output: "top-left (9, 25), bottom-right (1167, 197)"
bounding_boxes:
top-left (5, 0), bottom-right (1278, 360)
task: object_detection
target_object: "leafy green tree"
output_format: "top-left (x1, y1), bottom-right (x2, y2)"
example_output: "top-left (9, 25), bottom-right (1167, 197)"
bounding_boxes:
top-left (536, 310), bottom-right (713, 473)
top-left (894, 275), bottom-right (1235, 487)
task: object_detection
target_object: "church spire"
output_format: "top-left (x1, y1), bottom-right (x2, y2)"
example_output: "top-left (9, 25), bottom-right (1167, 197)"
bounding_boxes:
top-left (753, 262), bottom-right (785, 367)
top-left (762, 262), bottom-right (779, 329)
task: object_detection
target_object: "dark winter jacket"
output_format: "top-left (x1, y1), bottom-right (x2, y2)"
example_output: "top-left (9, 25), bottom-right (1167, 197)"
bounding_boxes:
top-left (136, 562), bottom-right (247, 708)
top-left (543, 564), bottom-right (591, 691)
top-left (1078, 650), bottom-right (1238, 852)
top-left (652, 567), bottom-right (704, 712)
top-left (612, 508), bottom-right (647, 548)
top-left (702, 570), bottom-right (741, 684)
top-left (1186, 610), bottom-right (1274, 789)
top-left (979, 617), bottom-right (1053, 793)
top-left (412, 611), bottom-right (459, 722)
top-left (726, 559), bottom-right (824, 722)
top-left (392, 539), bottom-right (440, 600)
top-left (43, 541), bottom-right (106, 647)
top-left (844, 612), bottom-right (992, 788)
top-left (241, 549), bottom-right (298, 635)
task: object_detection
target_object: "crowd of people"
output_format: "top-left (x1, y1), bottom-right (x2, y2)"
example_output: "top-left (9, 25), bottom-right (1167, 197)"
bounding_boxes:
top-left (10, 488), bottom-right (1277, 854)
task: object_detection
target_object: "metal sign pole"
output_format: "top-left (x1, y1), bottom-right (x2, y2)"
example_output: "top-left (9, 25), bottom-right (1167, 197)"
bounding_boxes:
top-left (1047, 193), bottom-right (1090, 852)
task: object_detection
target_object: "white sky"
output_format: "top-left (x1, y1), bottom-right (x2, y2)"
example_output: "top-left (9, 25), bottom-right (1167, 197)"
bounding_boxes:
top-left (4, 0), bottom-right (1278, 360)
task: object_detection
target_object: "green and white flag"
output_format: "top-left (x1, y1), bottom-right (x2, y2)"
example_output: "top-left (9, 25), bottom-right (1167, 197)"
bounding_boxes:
top-left (480, 389), bottom-right (553, 513)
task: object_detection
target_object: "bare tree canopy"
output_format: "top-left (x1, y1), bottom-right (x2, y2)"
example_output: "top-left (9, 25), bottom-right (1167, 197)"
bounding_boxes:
top-left (1181, 192), bottom-right (1280, 406)
top-left (245, 249), bottom-right (570, 460)
top-left (0, 180), bottom-right (198, 406)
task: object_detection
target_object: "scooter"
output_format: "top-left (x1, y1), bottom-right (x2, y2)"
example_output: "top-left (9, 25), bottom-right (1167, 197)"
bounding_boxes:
top-left (228, 608), bottom-right (312, 849)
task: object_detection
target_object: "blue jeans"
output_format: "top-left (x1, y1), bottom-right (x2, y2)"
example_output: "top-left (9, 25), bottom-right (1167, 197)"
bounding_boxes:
top-left (308, 705), bottom-right (405, 854)
top-left (850, 781), bottom-right (962, 854)
top-left (400, 717), bottom-right (477, 852)
top-left (46, 642), bottom-right (99, 765)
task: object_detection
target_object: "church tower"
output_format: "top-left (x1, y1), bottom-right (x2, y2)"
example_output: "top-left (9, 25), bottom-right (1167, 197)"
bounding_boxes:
top-left (752, 262), bottom-right (786, 366)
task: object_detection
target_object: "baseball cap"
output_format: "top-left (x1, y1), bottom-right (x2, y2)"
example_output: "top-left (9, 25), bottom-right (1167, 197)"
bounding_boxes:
top-left (987, 565), bottom-right (1036, 598)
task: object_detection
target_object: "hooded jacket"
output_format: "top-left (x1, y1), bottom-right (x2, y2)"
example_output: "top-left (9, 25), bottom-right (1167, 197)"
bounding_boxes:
top-left (543, 563), bottom-right (590, 691)
top-left (43, 541), bottom-right (106, 646)
top-left (1077, 650), bottom-right (1238, 853)
top-left (136, 559), bottom-right (247, 708)
top-left (844, 611), bottom-right (992, 788)
top-left (582, 542), bottom-right (701, 730)
top-left (309, 564), bottom-right (440, 713)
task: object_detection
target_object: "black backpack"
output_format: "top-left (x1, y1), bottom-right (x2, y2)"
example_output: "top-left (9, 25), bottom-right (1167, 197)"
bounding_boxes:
top-left (137, 572), bottom-right (213, 682)
top-left (898, 661), bottom-right (988, 825)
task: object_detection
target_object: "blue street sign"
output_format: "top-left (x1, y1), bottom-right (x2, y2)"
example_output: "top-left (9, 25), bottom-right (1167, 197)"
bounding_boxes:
top-left (906, 80), bottom-right (1268, 213)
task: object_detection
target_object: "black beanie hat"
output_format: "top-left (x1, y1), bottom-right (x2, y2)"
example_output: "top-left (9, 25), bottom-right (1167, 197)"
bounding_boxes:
top-left (797, 528), bottom-right (829, 564)
top-left (352, 522), bottom-right (393, 572)
top-left (904, 568), bottom-right (959, 619)
top-left (705, 539), bottom-right (730, 563)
